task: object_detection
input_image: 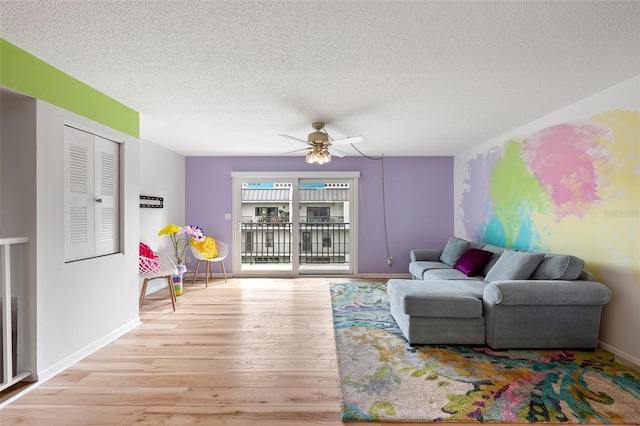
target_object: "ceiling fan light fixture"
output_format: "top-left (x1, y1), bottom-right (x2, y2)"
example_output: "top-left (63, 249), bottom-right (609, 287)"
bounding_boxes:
top-left (305, 151), bottom-right (315, 164)
top-left (305, 145), bottom-right (331, 165)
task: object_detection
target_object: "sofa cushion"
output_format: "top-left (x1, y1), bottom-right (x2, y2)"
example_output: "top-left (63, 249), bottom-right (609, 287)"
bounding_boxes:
top-left (410, 249), bottom-right (444, 262)
top-left (469, 241), bottom-right (485, 250)
top-left (578, 269), bottom-right (597, 282)
top-left (387, 280), bottom-right (483, 318)
top-left (409, 261), bottom-right (451, 279)
top-left (484, 250), bottom-right (545, 282)
top-left (530, 254), bottom-right (585, 280)
top-left (454, 248), bottom-right (493, 276)
top-left (424, 268), bottom-right (484, 281)
top-left (480, 244), bottom-right (506, 276)
top-left (440, 237), bottom-right (470, 266)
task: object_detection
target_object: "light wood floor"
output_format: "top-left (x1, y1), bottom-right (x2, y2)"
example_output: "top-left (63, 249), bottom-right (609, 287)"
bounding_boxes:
top-left (0, 277), bottom-right (518, 425)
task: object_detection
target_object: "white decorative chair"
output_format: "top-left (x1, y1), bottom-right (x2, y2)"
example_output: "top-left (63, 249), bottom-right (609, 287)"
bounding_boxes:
top-left (139, 252), bottom-right (178, 311)
top-left (190, 240), bottom-right (228, 287)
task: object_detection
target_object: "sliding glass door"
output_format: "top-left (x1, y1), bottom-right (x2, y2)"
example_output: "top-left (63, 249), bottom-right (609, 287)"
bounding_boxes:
top-left (237, 180), bottom-right (296, 274)
top-left (298, 180), bottom-right (352, 274)
top-left (232, 172), bottom-right (358, 277)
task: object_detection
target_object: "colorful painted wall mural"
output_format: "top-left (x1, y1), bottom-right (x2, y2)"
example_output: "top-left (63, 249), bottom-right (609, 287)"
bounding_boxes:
top-left (459, 110), bottom-right (639, 284)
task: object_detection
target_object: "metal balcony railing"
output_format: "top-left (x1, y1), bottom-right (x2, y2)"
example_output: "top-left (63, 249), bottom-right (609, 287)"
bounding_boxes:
top-left (299, 216), bottom-right (344, 223)
top-left (241, 215), bottom-right (345, 223)
top-left (241, 215), bottom-right (289, 223)
top-left (240, 222), bottom-right (349, 264)
top-left (1, 236), bottom-right (31, 391)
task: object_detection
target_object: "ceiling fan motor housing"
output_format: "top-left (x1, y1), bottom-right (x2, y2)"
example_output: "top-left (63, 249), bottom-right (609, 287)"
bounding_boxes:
top-left (308, 131), bottom-right (329, 144)
top-left (308, 122), bottom-right (329, 144)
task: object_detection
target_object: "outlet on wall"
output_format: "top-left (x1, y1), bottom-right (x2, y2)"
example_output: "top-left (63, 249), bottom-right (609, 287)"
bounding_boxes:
top-left (388, 256), bottom-right (393, 266)
top-left (186, 257), bottom-right (191, 264)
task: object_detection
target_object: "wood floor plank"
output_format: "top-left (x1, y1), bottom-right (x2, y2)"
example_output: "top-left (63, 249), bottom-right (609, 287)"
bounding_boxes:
top-left (11, 386), bottom-right (188, 406)
top-left (277, 372), bottom-right (339, 388)
top-left (77, 371), bottom-right (281, 388)
top-left (0, 405), bottom-right (147, 425)
top-left (176, 386), bottom-right (339, 406)
top-left (44, 370), bottom-right (92, 386)
top-left (147, 357), bottom-right (338, 372)
top-left (135, 404), bottom-right (342, 425)
top-left (92, 345), bottom-right (338, 359)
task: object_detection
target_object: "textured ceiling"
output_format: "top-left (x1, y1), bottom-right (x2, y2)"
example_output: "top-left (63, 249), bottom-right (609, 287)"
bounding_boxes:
top-left (1, 1), bottom-right (639, 157)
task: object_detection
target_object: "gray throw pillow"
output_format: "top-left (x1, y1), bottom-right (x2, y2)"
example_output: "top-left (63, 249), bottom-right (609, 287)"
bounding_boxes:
top-left (484, 250), bottom-right (545, 282)
top-left (440, 237), bottom-right (470, 266)
top-left (530, 254), bottom-right (585, 280)
top-left (480, 244), bottom-right (506, 276)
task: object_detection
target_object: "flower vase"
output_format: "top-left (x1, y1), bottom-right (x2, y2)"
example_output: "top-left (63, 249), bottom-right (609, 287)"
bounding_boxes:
top-left (173, 264), bottom-right (187, 296)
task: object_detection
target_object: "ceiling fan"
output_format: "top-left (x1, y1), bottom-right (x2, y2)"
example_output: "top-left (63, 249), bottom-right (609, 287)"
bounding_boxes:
top-left (278, 122), bottom-right (366, 164)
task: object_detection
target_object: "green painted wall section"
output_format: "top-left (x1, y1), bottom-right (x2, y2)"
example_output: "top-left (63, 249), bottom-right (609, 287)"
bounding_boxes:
top-left (0, 39), bottom-right (139, 137)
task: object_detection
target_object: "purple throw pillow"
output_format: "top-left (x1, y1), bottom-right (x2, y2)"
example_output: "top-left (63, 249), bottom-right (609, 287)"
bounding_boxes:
top-left (454, 249), bottom-right (493, 277)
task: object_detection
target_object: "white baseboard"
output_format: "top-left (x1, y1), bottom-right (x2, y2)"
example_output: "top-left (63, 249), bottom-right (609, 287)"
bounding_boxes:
top-left (598, 340), bottom-right (640, 369)
top-left (191, 272), bottom-right (409, 280)
top-left (0, 317), bottom-right (142, 408)
top-left (356, 273), bottom-right (412, 280)
top-left (192, 272), bottom-right (231, 279)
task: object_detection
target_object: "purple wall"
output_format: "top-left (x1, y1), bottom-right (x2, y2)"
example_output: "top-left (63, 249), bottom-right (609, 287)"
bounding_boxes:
top-left (185, 156), bottom-right (453, 274)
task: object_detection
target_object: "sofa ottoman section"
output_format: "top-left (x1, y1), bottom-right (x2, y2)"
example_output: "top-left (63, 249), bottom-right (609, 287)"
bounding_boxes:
top-left (388, 280), bottom-right (485, 345)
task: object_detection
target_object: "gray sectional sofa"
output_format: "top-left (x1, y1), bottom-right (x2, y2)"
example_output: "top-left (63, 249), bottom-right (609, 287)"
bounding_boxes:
top-left (388, 237), bottom-right (612, 349)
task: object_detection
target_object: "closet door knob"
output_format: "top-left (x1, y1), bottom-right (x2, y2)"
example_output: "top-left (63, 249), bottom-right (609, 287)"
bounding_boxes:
top-left (96, 198), bottom-right (103, 203)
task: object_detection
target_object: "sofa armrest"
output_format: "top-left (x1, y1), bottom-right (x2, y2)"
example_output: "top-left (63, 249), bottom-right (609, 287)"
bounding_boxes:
top-left (410, 249), bottom-right (443, 262)
top-left (483, 280), bottom-right (612, 306)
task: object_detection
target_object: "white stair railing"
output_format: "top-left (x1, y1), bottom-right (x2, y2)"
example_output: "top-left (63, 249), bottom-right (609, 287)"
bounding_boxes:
top-left (0, 236), bottom-right (30, 391)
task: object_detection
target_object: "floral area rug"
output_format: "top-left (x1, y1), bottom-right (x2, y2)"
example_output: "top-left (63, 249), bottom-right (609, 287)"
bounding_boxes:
top-left (330, 282), bottom-right (640, 423)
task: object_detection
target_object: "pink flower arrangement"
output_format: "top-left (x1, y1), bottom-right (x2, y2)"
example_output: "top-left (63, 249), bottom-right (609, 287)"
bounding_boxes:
top-left (183, 225), bottom-right (205, 242)
top-left (158, 224), bottom-right (206, 265)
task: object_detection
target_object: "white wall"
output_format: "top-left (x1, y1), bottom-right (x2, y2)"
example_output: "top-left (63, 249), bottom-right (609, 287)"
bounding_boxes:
top-left (1, 94), bottom-right (184, 383)
top-left (1, 90), bottom-right (38, 379)
top-left (139, 138), bottom-right (185, 295)
top-left (35, 100), bottom-right (140, 380)
top-left (454, 76), bottom-right (640, 364)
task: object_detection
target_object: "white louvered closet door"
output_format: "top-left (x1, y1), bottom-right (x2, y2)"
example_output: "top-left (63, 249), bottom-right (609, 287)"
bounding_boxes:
top-left (94, 135), bottom-right (119, 257)
top-left (64, 126), bottom-right (120, 262)
top-left (65, 126), bottom-right (96, 262)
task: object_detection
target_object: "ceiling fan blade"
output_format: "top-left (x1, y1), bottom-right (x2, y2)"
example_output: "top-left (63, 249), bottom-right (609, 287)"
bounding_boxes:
top-left (328, 146), bottom-right (347, 158)
top-left (282, 147), bottom-right (309, 155)
top-left (278, 134), bottom-right (309, 144)
top-left (330, 135), bottom-right (366, 146)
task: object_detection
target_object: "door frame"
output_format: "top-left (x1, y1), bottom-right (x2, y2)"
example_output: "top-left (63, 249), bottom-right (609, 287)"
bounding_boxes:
top-left (231, 171), bottom-right (359, 277)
